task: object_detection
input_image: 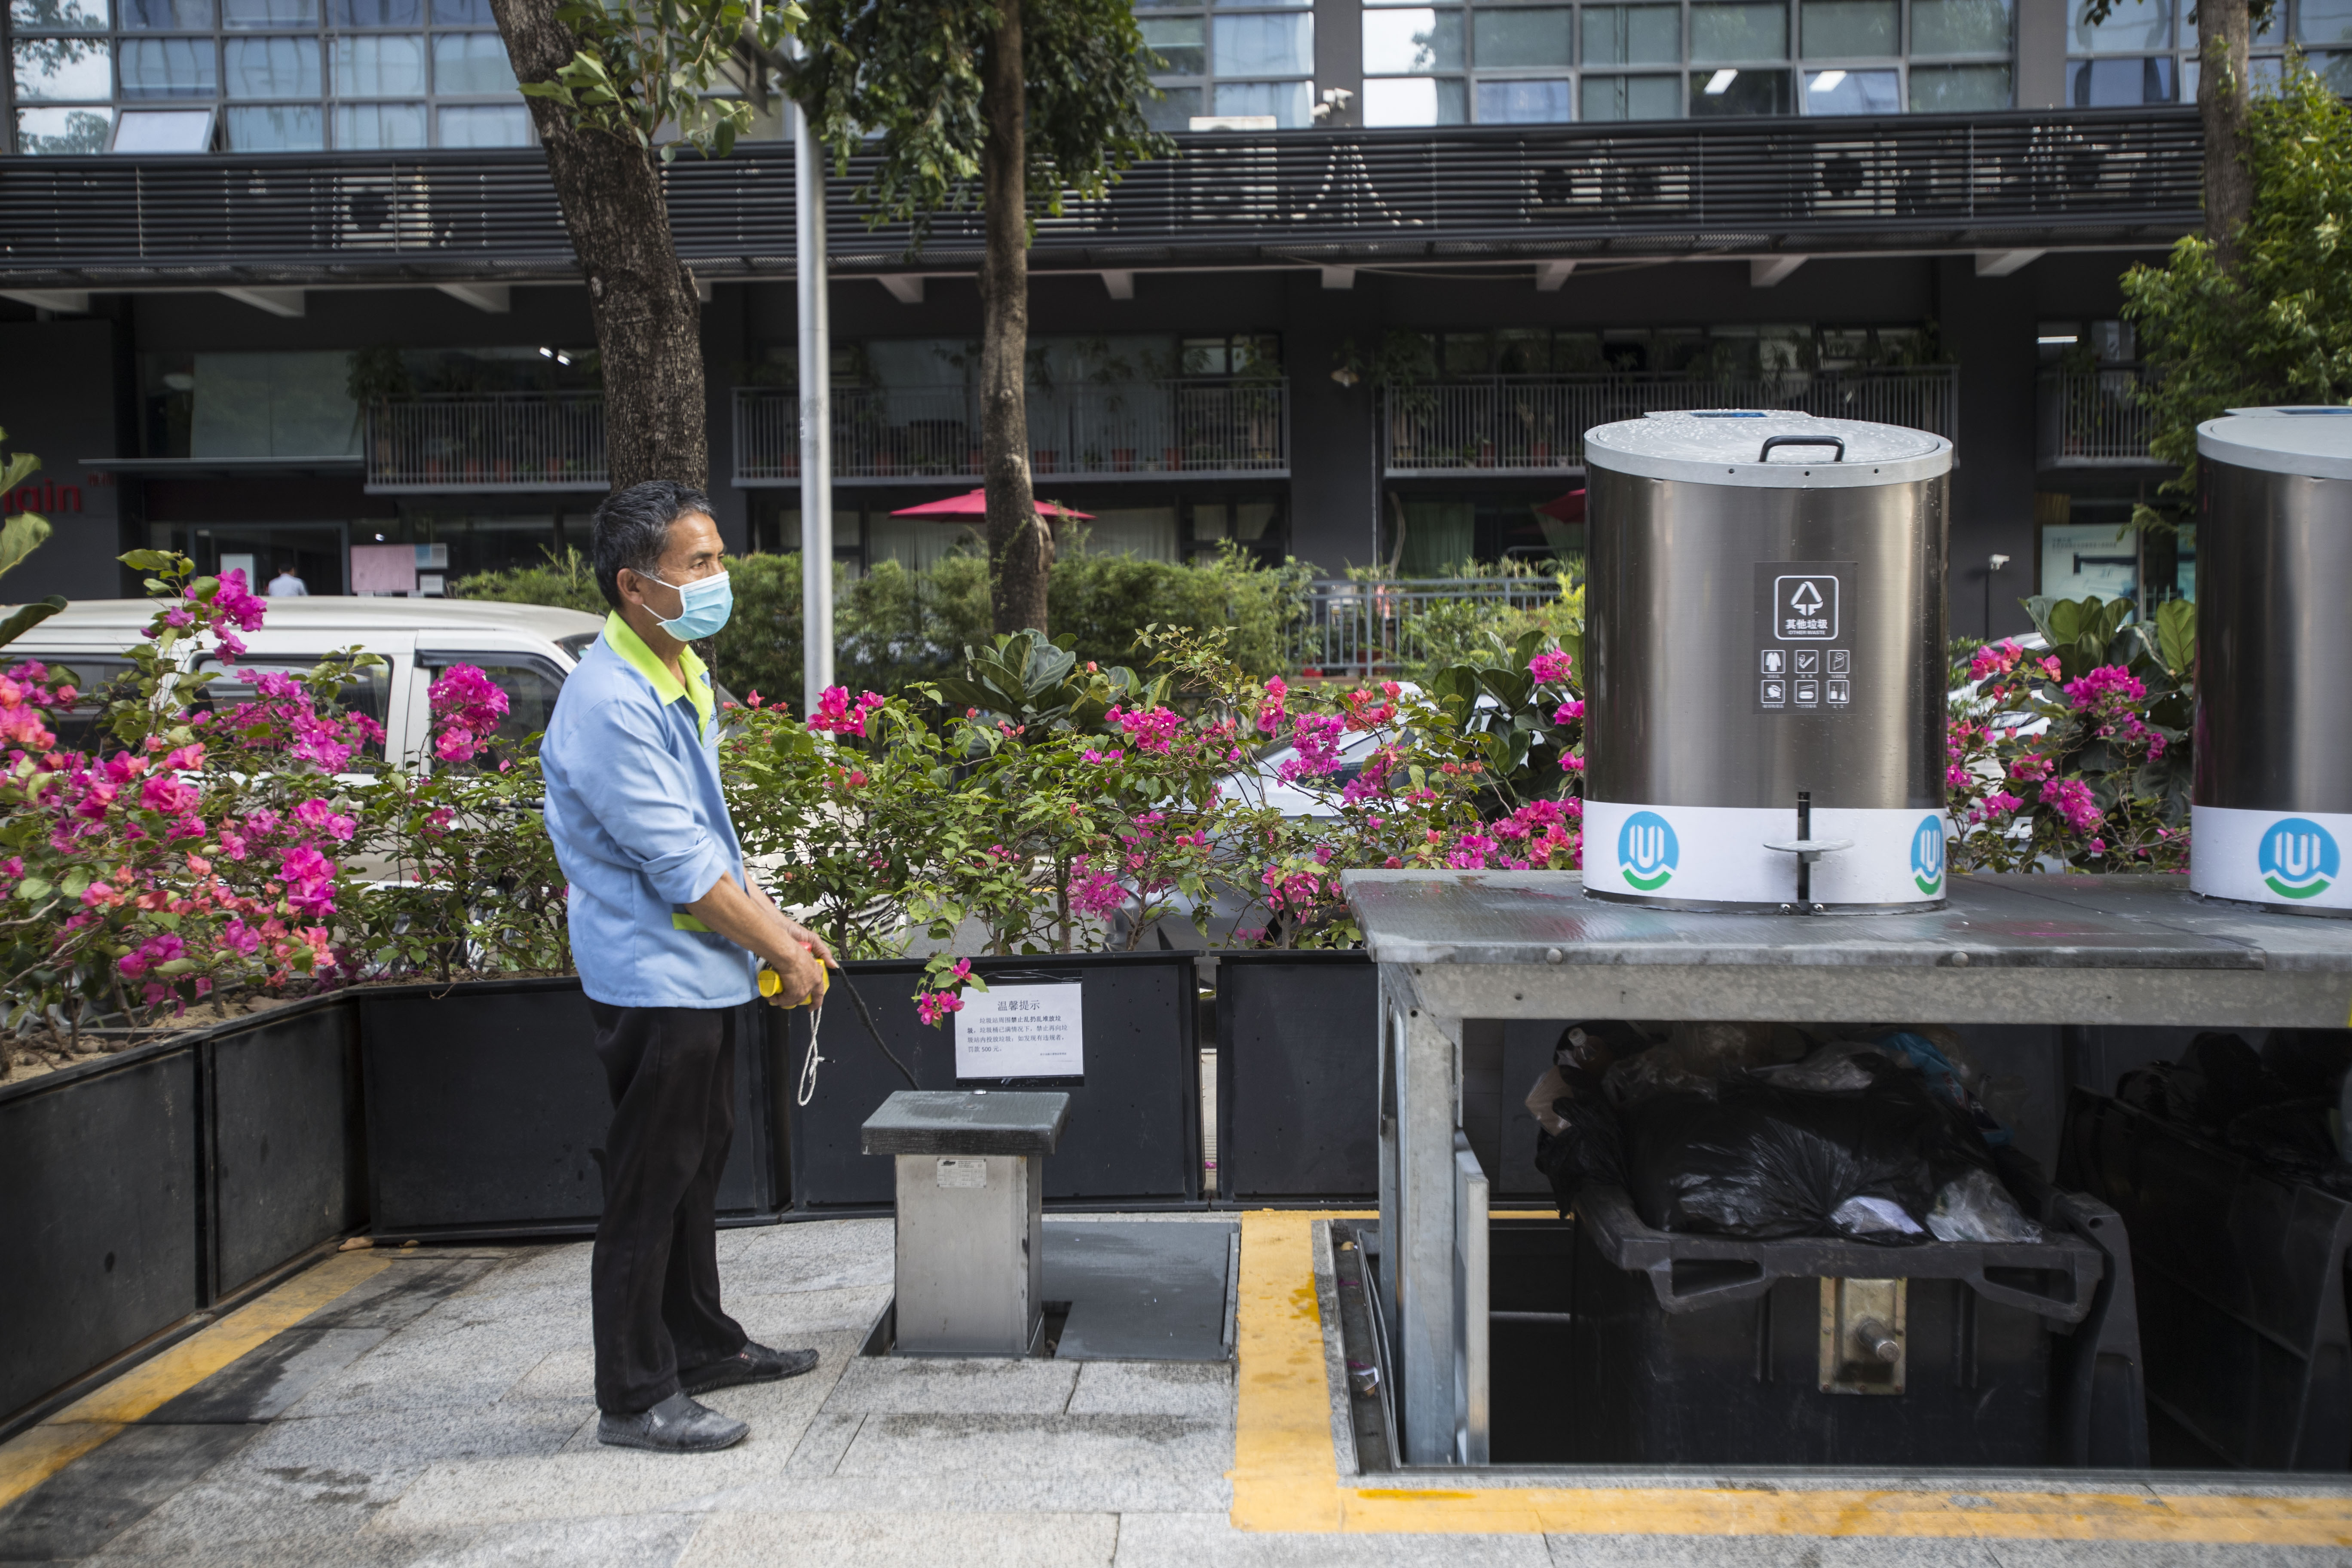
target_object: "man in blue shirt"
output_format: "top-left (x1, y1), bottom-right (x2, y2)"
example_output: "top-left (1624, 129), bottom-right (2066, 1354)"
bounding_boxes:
top-left (542, 480), bottom-right (833, 1454)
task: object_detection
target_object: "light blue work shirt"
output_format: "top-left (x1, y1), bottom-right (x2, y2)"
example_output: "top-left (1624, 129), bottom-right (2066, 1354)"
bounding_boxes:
top-left (541, 612), bottom-right (759, 1009)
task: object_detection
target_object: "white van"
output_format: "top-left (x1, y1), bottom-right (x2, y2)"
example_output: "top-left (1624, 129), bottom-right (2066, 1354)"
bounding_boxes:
top-left (9, 596), bottom-right (608, 764)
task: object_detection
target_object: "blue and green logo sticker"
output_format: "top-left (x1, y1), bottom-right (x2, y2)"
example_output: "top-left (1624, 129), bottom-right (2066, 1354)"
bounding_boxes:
top-left (1619, 811), bottom-right (1678, 892)
top-left (2259, 818), bottom-right (2340, 900)
top-left (1911, 815), bottom-right (1946, 895)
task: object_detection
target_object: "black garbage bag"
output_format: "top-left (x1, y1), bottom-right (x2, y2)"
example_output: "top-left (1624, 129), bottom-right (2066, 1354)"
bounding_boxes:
top-left (1620, 1053), bottom-right (1996, 1245)
top-left (2116, 1032), bottom-right (2293, 1132)
top-left (1534, 1078), bottom-right (1626, 1215)
top-left (2260, 1028), bottom-right (2352, 1100)
top-left (2224, 1099), bottom-right (2352, 1195)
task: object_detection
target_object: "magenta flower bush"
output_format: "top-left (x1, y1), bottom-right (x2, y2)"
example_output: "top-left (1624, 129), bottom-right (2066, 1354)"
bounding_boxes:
top-left (0, 550), bottom-right (567, 1047)
top-left (1945, 592), bottom-right (2193, 874)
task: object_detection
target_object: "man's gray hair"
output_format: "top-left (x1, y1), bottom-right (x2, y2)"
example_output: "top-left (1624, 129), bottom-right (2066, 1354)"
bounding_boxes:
top-left (591, 479), bottom-right (714, 610)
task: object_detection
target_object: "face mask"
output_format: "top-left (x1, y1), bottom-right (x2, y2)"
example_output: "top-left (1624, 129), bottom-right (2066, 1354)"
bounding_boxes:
top-left (642, 569), bottom-right (733, 640)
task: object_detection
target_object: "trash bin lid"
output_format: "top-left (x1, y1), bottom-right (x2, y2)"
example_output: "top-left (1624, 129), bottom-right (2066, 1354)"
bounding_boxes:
top-left (1583, 409), bottom-right (1952, 489)
top-left (2198, 406), bottom-right (2352, 481)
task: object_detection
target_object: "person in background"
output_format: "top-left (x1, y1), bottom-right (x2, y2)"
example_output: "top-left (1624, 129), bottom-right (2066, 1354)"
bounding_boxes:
top-left (539, 479), bottom-right (833, 1455)
top-left (266, 563), bottom-right (308, 597)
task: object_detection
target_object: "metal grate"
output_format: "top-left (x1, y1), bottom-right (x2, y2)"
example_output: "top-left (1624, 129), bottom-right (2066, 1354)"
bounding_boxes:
top-left (2037, 364), bottom-right (2161, 467)
top-left (1382, 367), bottom-right (1958, 476)
top-left (733, 379), bottom-right (1289, 487)
top-left (364, 391), bottom-right (606, 493)
top-left (1288, 576), bottom-right (1570, 680)
top-left (0, 108), bottom-right (2200, 288)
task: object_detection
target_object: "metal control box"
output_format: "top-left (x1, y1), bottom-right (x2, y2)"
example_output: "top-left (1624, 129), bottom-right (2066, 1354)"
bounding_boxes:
top-left (862, 1090), bottom-right (1070, 1356)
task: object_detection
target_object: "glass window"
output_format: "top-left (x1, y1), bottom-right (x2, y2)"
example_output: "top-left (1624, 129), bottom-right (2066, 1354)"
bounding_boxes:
top-left (2313, 49), bottom-right (2352, 91)
top-left (1583, 3), bottom-right (1678, 61)
top-left (1363, 8), bottom-right (1463, 72)
top-left (1211, 78), bottom-right (1312, 123)
top-left (1801, 0), bottom-right (1895, 54)
top-left (1803, 64), bottom-right (1897, 108)
top-left (1139, 15), bottom-right (1204, 74)
top-left (328, 0), bottom-right (419, 21)
top-left (332, 98), bottom-right (424, 143)
top-left (2302, 0), bottom-right (2352, 44)
top-left (431, 30), bottom-right (513, 91)
top-left (15, 103), bottom-right (112, 148)
top-left (427, 0), bottom-right (488, 20)
top-left (222, 100), bottom-right (320, 145)
top-left (1909, 0), bottom-right (2010, 53)
top-left (11, 0), bottom-right (110, 28)
top-left (119, 0), bottom-right (210, 25)
top-left (1211, 12), bottom-right (1311, 74)
top-left (1476, 76), bottom-right (1571, 119)
top-left (436, 100), bottom-right (528, 142)
top-left (1473, 7), bottom-right (1572, 67)
top-left (12, 34), bottom-right (111, 97)
top-left (1141, 83), bottom-right (1200, 129)
top-left (113, 103), bottom-right (210, 144)
top-left (119, 34), bottom-right (214, 94)
top-left (2067, 54), bottom-right (2171, 102)
top-left (2069, 0), bottom-right (2167, 52)
top-left (332, 33), bottom-right (423, 94)
top-left (1583, 70), bottom-right (1680, 116)
top-left (1691, 2), bottom-right (1787, 61)
top-left (1692, 64), bottom-right (1790, 110)
top-left (223, 34), bottom-right (317, 95)
top-left (220, 0), bottom-right (311, 25)
top-left (1908, 60), bottom-right (2009, 107)
top-left (1362, 74), bottom-right (1467, 121)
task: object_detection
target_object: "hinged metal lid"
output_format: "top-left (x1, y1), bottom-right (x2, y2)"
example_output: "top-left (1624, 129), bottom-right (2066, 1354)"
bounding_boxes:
top-left (2198, 406), bottom-right (2352, 481)
top-left (1583, 410), bottom-right (1953, 489)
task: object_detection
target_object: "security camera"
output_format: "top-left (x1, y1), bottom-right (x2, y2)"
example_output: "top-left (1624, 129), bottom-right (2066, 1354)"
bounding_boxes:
top-left (1321, 87), bottom-right (1353, 107)
top-left (1988, 554), bottom-right (2010, 570)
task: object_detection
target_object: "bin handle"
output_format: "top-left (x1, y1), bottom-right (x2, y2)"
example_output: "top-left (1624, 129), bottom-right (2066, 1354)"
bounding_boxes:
top-left (1760, 435), bottom-right (1846, 463)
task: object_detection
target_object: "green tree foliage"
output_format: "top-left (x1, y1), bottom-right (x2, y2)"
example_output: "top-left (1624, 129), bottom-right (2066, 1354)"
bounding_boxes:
top-left (786, 0), bottom-right (1167, 247)
top-left (0, 430), bottom-right (64, 649)
top-left (2122, 58), bottom-right (2352, 500)
top-left (517, 0), bottom-right (796, 160)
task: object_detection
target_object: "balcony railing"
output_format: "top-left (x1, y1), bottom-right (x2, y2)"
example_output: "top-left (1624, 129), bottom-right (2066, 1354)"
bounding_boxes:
top-left (2038, 364), bottom-right (2161, 467)
top-left (1381, 368), bottom-right (1959, 476)
top-left (365, 392), bottom-right (606, 493)
top-left (734, 379), bottom-right (1289, 486)
top-left (1288, 576), bottom-right (1573, 680)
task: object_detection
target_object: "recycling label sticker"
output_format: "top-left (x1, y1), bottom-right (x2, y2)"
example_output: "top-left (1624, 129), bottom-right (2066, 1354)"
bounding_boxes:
top-left (1755, 561), bottom-right (1855, 714)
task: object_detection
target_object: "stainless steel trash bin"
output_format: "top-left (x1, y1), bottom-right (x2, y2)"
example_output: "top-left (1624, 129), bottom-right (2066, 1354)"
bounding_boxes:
top-left (1583, 409), bottom-right (1953, 911)
top-left (2191, 405), bottom-right (2352, 917)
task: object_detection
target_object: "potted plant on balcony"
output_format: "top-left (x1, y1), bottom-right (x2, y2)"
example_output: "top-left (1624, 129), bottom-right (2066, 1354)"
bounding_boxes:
top-left (345, 346), bottom-right (413, 475)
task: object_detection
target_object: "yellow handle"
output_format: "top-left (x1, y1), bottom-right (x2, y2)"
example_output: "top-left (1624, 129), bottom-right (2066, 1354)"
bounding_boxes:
top-left (760, 962), bottom-right (826, 1006)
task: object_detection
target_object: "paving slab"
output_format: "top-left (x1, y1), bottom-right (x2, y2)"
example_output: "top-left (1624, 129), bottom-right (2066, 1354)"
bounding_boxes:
top-left (1111, 1510), bottom-right (1551, 1568)
top-left (0, 1424), bottom-right (259, 1564)
top-left (677, 1509), bottom-right (1118, 1568)
top-left (822, 1358), bottom-right (1078, 1416)
top-left (1068, 1363), bottom-right (1234, 1419)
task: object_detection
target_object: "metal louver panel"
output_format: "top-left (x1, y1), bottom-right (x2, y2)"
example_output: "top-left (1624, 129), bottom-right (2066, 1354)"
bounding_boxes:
top-left (0, 108), bottom-right (2200, 288)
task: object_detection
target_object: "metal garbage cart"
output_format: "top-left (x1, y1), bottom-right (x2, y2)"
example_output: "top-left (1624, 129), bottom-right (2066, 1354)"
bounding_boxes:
top-left (1345, 868), bottom-right (2352, 1466)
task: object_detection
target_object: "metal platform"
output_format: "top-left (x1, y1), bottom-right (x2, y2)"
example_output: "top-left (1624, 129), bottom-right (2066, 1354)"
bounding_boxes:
top-left (1341, 870), bottom-right (2352, 1467)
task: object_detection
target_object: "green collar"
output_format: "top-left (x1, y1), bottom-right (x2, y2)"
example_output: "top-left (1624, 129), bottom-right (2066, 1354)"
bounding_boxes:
top-left (603, 611), bottom-right (714, 737)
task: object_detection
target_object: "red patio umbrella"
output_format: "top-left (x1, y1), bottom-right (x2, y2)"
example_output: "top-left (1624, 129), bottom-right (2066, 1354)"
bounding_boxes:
top-left (1536, 488), bottom-right (1586, 523)
top-left (890, 489), bottom-right (1093, 521)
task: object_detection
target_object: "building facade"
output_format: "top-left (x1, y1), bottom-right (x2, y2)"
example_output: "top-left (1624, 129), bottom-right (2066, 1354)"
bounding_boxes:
top-left (1, 0), bottom-right (2296, 634)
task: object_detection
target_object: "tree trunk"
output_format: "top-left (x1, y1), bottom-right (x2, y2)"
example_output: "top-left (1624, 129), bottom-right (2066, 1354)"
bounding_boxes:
top-left (490, 0), bottom-right (708, 491)
top-left (979, 2), bottom-right (1048, 635)
top-left (2199, 0), bottom-right (2254, 270)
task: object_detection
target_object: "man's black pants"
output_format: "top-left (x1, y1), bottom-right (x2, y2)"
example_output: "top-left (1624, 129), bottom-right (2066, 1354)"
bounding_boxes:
top-left (588, 1001), bottom-right (747, 1415)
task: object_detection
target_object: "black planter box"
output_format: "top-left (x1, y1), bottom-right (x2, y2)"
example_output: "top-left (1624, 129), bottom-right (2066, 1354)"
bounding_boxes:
top-left (2065, 1088), bottom-right (2352, 1470)
top-left (0, 991), bottom-right (363, 1436)
top-left (1213, 950), bottom-right (1378, 1205)
top-left (1564, 1184), bottom-right (2148, 1468)
top-left (358, 977), bottom-right (783, 1239)
top-left (782, 952), bottom-right (1201, 1210)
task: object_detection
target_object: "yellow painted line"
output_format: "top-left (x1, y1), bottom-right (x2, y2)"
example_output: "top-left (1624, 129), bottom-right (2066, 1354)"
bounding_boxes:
top-left (0, 1250), bottom-right (389, 1511)
top-left (1228, 1210), bottom-right (2352, 1545)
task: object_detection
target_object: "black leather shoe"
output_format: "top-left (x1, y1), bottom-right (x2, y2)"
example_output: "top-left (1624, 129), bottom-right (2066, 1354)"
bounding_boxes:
top-left (596, 1390), bottom-right (749, 1453)
top-left (680, 1341), bottom-right (820, 1395)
